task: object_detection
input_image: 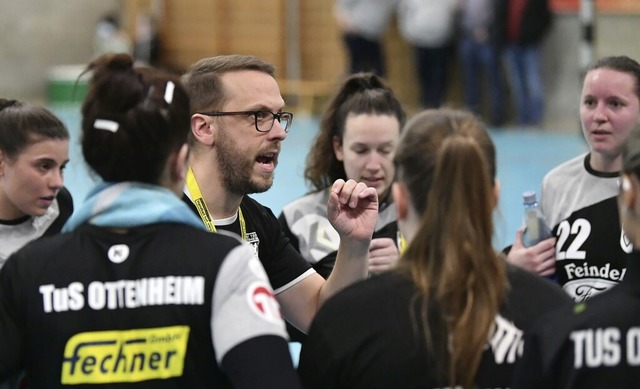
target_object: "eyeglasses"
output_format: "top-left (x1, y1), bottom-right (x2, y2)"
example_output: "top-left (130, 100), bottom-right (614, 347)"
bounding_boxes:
top-left (199, 110), bottom-right (293, 133)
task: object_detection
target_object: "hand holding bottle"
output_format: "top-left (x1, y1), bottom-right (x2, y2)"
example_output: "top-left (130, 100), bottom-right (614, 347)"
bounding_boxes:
top-left (506, 228), bottom-right (557, 277)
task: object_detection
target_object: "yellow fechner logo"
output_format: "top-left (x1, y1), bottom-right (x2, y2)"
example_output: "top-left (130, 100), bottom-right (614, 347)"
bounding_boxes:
top-left (61, 326), bottom-right (189, 384)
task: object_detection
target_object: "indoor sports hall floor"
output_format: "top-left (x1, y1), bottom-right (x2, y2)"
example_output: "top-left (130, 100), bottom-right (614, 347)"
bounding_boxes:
top-left (54, 105), bottom-right (588, 252)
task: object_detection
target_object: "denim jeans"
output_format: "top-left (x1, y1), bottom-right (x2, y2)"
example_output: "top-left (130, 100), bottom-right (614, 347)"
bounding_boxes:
top-left (504, 44), bottom-right (545, 125)
top-left (459, 35), bottom-right (506, 126)
top-left (343, 33), bottom-right (385, 76)
top-left (413, 44), bottom-right (452, 109)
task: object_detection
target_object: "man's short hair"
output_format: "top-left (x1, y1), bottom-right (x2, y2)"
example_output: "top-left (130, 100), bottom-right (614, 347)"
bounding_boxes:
top-left (182, 55), bottom-right (276, 114)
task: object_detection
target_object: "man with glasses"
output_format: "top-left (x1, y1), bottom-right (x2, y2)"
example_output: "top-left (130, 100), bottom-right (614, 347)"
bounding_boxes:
top-left (181, 55), bottom-right (379, 334)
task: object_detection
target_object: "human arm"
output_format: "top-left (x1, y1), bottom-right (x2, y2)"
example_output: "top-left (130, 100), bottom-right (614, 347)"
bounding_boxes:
top-left (505, 228), bottom-right (557, 277)
top-left (276, 179), bottom-right (377, 333)
top-left (213, 244), bottom-right (300, 388)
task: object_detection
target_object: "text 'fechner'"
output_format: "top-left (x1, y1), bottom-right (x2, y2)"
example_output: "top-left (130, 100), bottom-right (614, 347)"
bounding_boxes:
top-left (39, 276), bottom-right (205, 313)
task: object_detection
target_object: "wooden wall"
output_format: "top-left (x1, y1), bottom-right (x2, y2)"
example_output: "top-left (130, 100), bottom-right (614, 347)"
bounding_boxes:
top-left (122, 0), bottom-right (423, 114)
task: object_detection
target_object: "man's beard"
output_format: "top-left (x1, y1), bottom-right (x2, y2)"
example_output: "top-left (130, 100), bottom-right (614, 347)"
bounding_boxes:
top-left (216, 128), bottom-right (274, 195)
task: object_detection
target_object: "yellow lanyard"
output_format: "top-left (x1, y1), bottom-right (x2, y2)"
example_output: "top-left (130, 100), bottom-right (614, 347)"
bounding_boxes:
top-left (397, 231), bottom-right (407, 254)
top-left (186, 166), bottom-right (247, 241)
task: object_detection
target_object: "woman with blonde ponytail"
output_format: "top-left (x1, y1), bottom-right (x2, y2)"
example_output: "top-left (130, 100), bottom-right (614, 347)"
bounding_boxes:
top-left (299, 109), bottom-right (571, 388)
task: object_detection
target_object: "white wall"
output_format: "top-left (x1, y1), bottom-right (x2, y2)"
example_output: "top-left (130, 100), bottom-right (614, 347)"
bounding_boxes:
top-left (1, 0), bottom-right (120, 101)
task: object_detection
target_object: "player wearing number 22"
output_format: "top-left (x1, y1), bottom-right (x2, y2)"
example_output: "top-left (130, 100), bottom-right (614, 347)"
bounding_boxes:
top-left (539, 56), bottom-right (640, 302)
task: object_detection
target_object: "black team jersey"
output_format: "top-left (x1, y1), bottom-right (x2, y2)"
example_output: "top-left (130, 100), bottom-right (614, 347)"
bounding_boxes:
top-left (513, 251), bottom-right (640, 388)
top-left (182, 194), bottom-right (314, 293)
top-left (299, 264), bottom-right (572, 388)
top-left (0, 223), bottom-right (299, 388)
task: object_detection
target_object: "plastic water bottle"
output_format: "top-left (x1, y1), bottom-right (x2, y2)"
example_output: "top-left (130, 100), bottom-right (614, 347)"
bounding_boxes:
top-left (522, 191), bottom-right (552, 247)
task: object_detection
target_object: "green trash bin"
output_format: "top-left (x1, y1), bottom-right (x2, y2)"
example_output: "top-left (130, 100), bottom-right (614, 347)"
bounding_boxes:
top-left (47, 65), bottom-right (88, 105)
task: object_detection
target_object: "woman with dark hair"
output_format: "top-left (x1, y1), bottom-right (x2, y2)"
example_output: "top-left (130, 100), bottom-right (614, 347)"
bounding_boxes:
top-left (298, 108), bottom-right (571, 388)
top-left (0, 54), bottom-right (300, 388)
top-left (513, 122), bottom-right (640, 388)
top-left (279, 72), bottom-right (405, 279)
top-left (507, 56), bottom-right (640, 302)
top-left (0, 99), bottom-right (72, 268)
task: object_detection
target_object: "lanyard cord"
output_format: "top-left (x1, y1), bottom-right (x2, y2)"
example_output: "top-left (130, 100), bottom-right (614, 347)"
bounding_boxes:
top-left (186, 166), bottom-right (246, 241)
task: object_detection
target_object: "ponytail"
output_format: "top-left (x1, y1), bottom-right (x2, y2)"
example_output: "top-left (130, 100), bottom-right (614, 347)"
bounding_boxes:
top-left (396, 109), bottom-right (507, 388)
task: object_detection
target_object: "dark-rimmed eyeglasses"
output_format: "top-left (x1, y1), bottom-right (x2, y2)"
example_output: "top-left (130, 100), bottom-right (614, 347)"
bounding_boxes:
top-left (199, 110), bottom-right (293, 133)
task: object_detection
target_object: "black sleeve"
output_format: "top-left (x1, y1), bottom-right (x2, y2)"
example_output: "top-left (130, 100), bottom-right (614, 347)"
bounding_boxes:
top-left (278, 211), bottom-right (300, 252)
top-left (221, 335), bottom-right (301, 389)
top-left (44, 186), bottom-right (74, 236)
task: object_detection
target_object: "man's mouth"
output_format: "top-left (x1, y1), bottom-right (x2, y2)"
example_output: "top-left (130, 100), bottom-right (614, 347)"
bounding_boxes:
top-left (256, 152), bottom-right (277, 165)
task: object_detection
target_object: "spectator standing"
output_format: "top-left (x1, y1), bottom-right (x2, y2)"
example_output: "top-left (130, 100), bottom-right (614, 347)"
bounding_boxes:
top-left (397, 0), bottom-right (459, 109)
top-left (458, 0), bottom-right (506, 126)
top-left (495, 0), bottom-right (553, 126)
top-left (334, 0), bottom-right (398, 77)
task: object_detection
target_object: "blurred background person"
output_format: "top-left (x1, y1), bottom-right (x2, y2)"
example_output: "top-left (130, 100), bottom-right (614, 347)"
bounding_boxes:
top-left (93, 12), bottom-right (133, 57)
top-left (495, 0), bottom-right (553, 126)
top-left (298, 108), bottom-right (571, 388)
top-left (333, 0), bottom-right (398, 77)
top-left (397, 0), bottom-right (459, 108)
top-left (458, 0), bottom-right (506, 127)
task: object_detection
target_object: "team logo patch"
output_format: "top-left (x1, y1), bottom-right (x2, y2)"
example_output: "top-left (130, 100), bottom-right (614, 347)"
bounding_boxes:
top-left (108, 244), bottom-right (130, 264)
top-left (61, 326), bottom-right (189, 384)
top-left (246, 281), bottom-right (281, 323)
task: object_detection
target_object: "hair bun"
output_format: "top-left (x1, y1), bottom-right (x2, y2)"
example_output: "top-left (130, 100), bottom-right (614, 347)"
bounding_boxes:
top-left (0, 98), bottom-right (18, 111)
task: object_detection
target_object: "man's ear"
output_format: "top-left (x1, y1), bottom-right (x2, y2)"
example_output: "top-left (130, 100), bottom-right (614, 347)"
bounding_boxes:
top-left (332, 135), bottom-right (344, 161)
top-left (392, 182), bottom-right (408, 220)
top-left (191, 114), bottom-right (215, 147)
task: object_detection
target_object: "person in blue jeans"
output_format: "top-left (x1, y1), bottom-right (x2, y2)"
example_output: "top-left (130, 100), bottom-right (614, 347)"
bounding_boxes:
top-left (458, 0), bottom-right (506, 127)
top-left (495, 0), bottom-right (552, 126)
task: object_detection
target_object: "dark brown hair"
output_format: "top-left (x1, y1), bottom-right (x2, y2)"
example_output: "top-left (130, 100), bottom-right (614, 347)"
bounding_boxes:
top-left (81, 53), bottom-right (191, 184)
top-left (395, 109), bottom-right (507, 388)
top-left (0, 99), bottom-right (68, 159)
top-left (304, 72), bottom-right (405, 191)
top-left (587, 55), bottom-right (640, 100)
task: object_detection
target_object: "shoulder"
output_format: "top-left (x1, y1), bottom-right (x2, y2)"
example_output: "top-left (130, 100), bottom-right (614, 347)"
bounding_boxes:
top-left (318, 272), bottom-right (411, 316)
top-left (241, 196), bottom-right (277, 218)
top-left (280, 191), bottom-right (329, 225)
top-left (281, 190), bottom-right (327, 214)
top-left (543, 154), bottom-right (587, 186)
top-left (504, 263), bottom-right (573, 328)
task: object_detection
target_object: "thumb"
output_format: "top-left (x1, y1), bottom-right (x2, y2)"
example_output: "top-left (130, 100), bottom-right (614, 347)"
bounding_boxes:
top-left (513, 228), bottom-right (525, 248)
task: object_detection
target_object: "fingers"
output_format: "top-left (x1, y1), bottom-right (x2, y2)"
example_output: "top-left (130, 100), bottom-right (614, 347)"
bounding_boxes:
top-left (369, 237), bottom-right (395, 251)
top-left (368, 238), bottom-right (400, 275)
top-left (332, 179), bottom-right (377, 208)
top-left (512, 228), bottom-right (525, 249)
